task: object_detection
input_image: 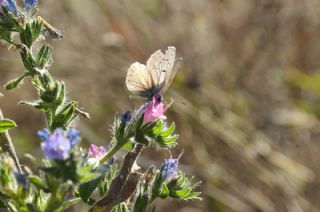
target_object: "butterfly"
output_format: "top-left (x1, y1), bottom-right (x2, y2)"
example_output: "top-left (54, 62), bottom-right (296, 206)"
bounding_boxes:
top-left (126, 46), bottom-right (182, 100)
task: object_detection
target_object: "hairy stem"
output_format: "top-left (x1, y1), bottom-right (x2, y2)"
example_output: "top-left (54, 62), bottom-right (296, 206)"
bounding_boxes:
top-left (91, 144), bottom-right (144, 211)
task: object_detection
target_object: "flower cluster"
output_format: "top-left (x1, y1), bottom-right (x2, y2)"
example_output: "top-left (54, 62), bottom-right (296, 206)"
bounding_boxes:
top-left (38, 128), bottom-right (80, 160)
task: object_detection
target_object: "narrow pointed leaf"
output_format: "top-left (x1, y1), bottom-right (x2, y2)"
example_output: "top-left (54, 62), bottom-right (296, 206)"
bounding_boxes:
top-left (0, 119), bottom-right (16, 133)
top-left (4, 72), bottom-right (30, 90)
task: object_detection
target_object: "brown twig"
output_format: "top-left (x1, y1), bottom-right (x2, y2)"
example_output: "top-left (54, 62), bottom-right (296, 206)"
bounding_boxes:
top-left (90, 144), bottom-right (144, 212)
top-left (0, 109), bottom-right (23, 173)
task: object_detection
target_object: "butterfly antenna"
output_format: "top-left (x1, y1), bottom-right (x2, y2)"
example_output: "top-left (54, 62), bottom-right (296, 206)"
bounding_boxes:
top-left (169, 96), bottom-right (187, 106)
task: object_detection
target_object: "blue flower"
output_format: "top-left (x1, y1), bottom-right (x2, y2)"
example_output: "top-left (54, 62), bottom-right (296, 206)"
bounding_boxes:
top-left (24, 0), bottom-right (37, 13)
top-left (1, 0), bottom-right (18, 16)
top-left (68, 128), bottom-right (80, 147)
top-left (24, 0), bottom-right (37, 8)
top-left (37, 128), bottom-right (50, 141)
top-left (160, 158), bottom-right (178, 179)
top-left (38, 128), bottom-right (80, 160)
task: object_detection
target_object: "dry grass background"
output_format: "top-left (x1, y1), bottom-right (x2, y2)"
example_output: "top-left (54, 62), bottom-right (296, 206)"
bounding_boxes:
top-left (2, 0), bottom-right (320, 211)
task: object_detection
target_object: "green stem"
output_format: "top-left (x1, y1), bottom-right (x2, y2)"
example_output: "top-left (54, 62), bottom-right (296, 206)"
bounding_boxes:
top-left (99, 140), bottom-right (127, 165)
top-left (44, 183), bottom-right (60, 212)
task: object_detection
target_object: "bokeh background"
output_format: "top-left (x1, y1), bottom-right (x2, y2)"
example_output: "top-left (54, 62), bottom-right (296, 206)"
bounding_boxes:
top-left (2, 0), bottom-right (320, 211)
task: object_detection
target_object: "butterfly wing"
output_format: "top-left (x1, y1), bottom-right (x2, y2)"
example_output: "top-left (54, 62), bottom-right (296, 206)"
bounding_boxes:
top-left (162, 57), bottom-right (183, 94)
top-left (126, 62), bottom-right (154, 98)
top-left (146, 46), bottom-right (181, 95)
top-left (161, 47), bottom-right (182, 94)
top-left (146, 49), bottom-right (165, 88)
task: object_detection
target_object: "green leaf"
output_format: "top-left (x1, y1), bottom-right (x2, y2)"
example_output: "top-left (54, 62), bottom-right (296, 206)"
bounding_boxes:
top-left (19, 100), bottom-right (48, 110)
top-left (112, 203), bottom-right (130, 212)
top-left (135, 131), bottom-right (150, 145)
top-left (78, 165), bottom-right (100, 183)
top-left (4, 72), bottom-right (30, 90)
top-left (123, 141), bottom-right (134, 152)
top-left (140, 121), bottom-right (158, 134)
top-left (28, 175), bottom-right (49, 191)
top-left (31, 19), bottom-right (42, 44)
top-left (150, 120), bottom-right (163, 135)
top-left (78, 177), bottom-right (101, 204)
top-left (61, 198), bottom-right (81, 210)
top-left (78, 164), bottom-right (111, 204)
top-left (20, 23), bottom-right (33, 47)
top-left (152, 174), bottom-right (164, 198)
top-left (133, 194), bottom-right (148, 212)
top-left (160, 122), bottom-right (175, 137)
top-left (0, 199), bottom-right (6, 208)
top-left (53, 82), bottom-right (65, 106)
top-left (36, 45), bottom-right (53, 68)
top-left (0, 30), bottom-right (13, 45)
top-left (0, 119), bottom-right (17, 133)
top-left (26, 203), bottom-right (41, 212)
top-left (167, 174), bottom-right (201, 200)
top-left (52, 101), bottom-right (78, 129)
top-left (144, 120), bottom-right (178, 148)
top-left (0, 189), bottom-right (13, 199)
top-left (19, 20), bottom-right (42, 48)
top-left (20, 48), bottom-right (35, 72)
top-left (159, 183), bottom-right (169, 199)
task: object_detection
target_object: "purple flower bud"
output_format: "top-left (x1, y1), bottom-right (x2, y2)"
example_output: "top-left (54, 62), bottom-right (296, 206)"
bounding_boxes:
top-left (14, 173), bottom-right (29, 188)
top-left (122, 111), bottom-right (132, 124)
top-left (68, 128), bottom-right (80, 147)
top-left (160, 158), bottom-right (178, 179)
top-left (39, 128), bottom-right (80, 160)
top-left (107, 156), bottom-right (115, 165)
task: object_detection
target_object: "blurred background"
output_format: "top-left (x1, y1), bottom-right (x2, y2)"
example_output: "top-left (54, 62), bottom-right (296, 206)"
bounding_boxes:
top-left (2, 0), bottom-right (320, 211)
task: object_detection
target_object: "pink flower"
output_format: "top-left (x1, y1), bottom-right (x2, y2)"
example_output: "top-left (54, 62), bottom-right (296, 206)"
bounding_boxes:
top-left (88, 144), bottom-right (106, 159)
top-left (143, 95), bottom-right (167, 123)
top-left (87, 144), bottom-right (107, 167)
